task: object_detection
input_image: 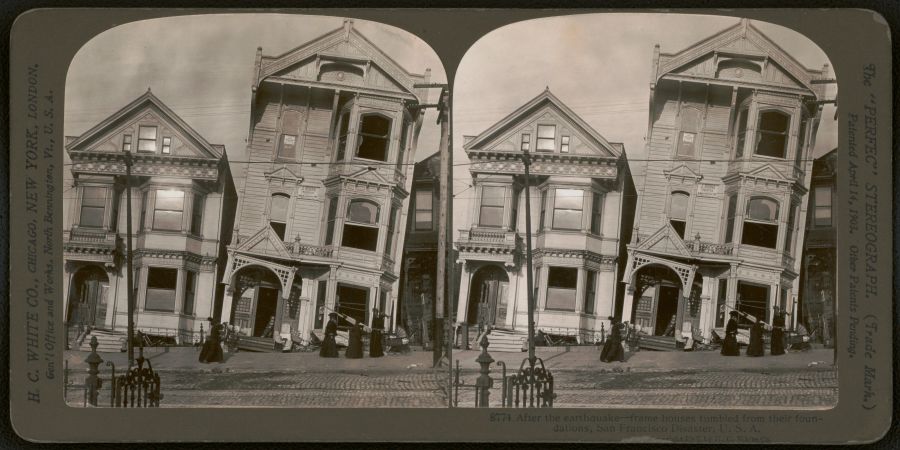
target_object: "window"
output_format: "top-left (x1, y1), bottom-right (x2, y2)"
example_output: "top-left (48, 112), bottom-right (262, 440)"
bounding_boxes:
top-left (278, 110), bottom-right (301, 159)
top-left (140, 191), bottom-right (148, 231)
top-left (138, 125), bottom-right (158, 152)
top-left (335, 112), bottom-right (350, 161)
top-left (336, 284), bottom-right (368, 327)
top-left (122, 134), bottom-right (132, 151)
top-left (478, 186), bottom-right (505, 228)
top-left (553, 188), bottom-right (583, 230)
top-left (736, 281), bottom-right (769, 324)
top-left (539, 190), bottom-right (547, 230)
top-left (269, 194), bottom-right (290, 240)
top-left (415, 188), bottom-right (434, 231)
top-left (724, 194), bottom-right (737, 244)
top-left (584, 270), bottom-right (596, 314)
top-left (342, 199), bottom-right (379, 251)
top-left (669, 192), bottom-right (689, 238)
top-left (520, 133), bottom-right (531, 151)
top-left (161, 137), bottom-right (172, 154)
top-left (677, 108), bottom-right (701, 157)
top-left (145, 267), bottom-right (178, 312)
top-left (755, 110), bottom-right (790, 158)
top-left (324, 199), bottom-right (338, 245)
top-left (190, 194), bottom-right (203, 235)
top-left (546, 267), bottom-right (577, 311)
top-left (536, 125), bottom-right (555, 151)
top-left (79, 186), bottom-right (107, 228)
top-left (734, 108), bottom-right (748, 157)
top-left (561, 135), bottom-right (570, 153)
top-left (385, 205), bottom-right (399, 255)
top-left (153, 190), bottom-right (185, 231)
top-left (741, 197), bottom-right (779, 249)
top-left (814, 185), bottom-right (832, 227)
top-left (784, 201), bottom-right (798, 253)
top-left (356, 114), bottom-right (391, 161)
top-left (590, 192), bottom-right (603, 235)
top-left (182, 271), bottom-right (196, 315)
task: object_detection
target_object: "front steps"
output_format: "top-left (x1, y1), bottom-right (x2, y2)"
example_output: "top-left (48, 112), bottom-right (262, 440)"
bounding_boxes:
top-left (485, 328), bottom-right (527, 353)
top-left (237, 336), bottom-right (280, 353)
top-left (78, 329), bottom-right (126, 353)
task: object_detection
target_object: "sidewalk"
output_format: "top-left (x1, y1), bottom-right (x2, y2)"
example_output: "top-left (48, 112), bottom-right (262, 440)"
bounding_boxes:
top-left (65, 344), bottom-right (835, 374)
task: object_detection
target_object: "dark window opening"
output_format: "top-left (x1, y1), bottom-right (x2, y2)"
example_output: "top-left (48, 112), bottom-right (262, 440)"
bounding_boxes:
top-left (79, 186), bottom-right (107, 228)
top-left (669, 192), bottom-right (689, 238)
top-left (385, 205), bottom-right (399, 255)
top-left (755, 110), bottom-right (789, 158)
top-left (741, 197), bottom-right (779, 249)
top-left (336, 112), bottom-right (350, 161)
top-left (356, 115), bottom-right (391, 161)
top-left (139, 191), bottom-right (148, 231)
top-left (190, 193), bottom-right (203, 235)
top-left (146, 267), bottom-right (178, 312)
top-left (269, 194), bottom-right (289, 240)
top-left (584, 270), bottom-right (596, 315)
top-left (324, 199), bottom-right (338, 245)
top-left (314, 281), bottom-right (327, 329)
top-left (546, 267), bottom-right (577, 311)
top-left (735, 108), bottom-right (748, 157)
top-left (183, 271), bottom-right (196, 315)
top-left (336, 284), bottom-right (368, 327)
top-left (342, 199), bottom-right (379, 251)
top-left (724, 194), bottom-right (737, 244)
top-left (591, 192), bottom-right (603, 235)
top-left (539, 190), bottom-right (547, 230)
top-left (479, 186), bottom-right (505, 228)
top-left (715, 279), bottom-right (728, 327)
top-left (736, 282), bottom-right (769, 325)
top-left (785, 201), bottom-right (798, 253)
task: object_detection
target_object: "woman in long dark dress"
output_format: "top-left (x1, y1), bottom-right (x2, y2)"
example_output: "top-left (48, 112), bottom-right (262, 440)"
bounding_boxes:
top-left (199, 322), bottom-right (224, 363)
top-left (600, 318), bottom-right (626, 363)
top-left (369, 309), bottom-right (385, 358)
top-left (721, 311), bottom-right (740, 356)
top-left (770, 308), bottom-right (786, 356)
top-left (319, 313), bottom-right (339, 358)
top-left (345, 323), bottom-right (364, 359)
top-left (746, 317), bottom-right (765, 357)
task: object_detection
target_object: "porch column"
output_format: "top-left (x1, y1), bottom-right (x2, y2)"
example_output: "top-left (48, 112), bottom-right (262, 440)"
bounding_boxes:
top-left (768, 283), bottom-right (778, 325)
top-left (675, 289), bottom-right (687, 340)
top-left (698, 275), bottom-right (714, 342)
top-left (455, 261), bottom-right (473, 325)
top-left (621, 283), bottom-right (635, 324)
top-left (104, 265), bottom-right (119, 328)
top-left (726, 263), bottom-right (739, 314)
top-left (62, 261), bottom-right (76, 323)
top-left (325, 265), bottom-right (338, 315)
top-left (221, 285), bottom-right (235, 325)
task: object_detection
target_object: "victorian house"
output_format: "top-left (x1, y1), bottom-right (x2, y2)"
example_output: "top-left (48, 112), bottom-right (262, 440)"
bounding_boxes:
top-left (219, 19), bottom-right (431, 349)
top-left (63, 89), bottom-right (237, 346)
top-left (454, 89), bottom-right (636, 347)
top-left (621, 19), bottom-right (830, 348)
top-left (397, 152), bottom-right (439, 346)
top-left (797, 148), bottom-right (836, 347)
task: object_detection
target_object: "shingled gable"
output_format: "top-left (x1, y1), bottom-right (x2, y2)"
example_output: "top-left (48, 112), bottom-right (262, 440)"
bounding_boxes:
top-left (66, 89), bottom-right (223, 160)
top-left (463, 88), bottom-right (622, 158)
top-left (255, 18), bottom-right (429, 102)
top-left (655, 19), bottom-right (827, 97)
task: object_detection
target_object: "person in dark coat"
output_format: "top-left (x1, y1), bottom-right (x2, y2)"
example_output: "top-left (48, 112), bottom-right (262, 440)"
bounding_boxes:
top-left (600, 317), bottom-right (626, 363)
top-left (345, 323), bottom-right (364, 359)
top-left (746, 316), bottom-right (765, 357)
top-left (319, 313), bottom-right (339, 358)
top-left (199, 322), bottom-right (224, 363)
top-left (721, 311), bottom-right (741, 356)
top-left (369, 308), bottom-right (385, 358)
top-left (770, 307), bottom-right (786, 356)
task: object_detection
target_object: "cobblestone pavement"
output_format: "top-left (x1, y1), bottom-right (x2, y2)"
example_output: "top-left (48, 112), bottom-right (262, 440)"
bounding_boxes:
top-left (67, 367), bottom-right (836, 409)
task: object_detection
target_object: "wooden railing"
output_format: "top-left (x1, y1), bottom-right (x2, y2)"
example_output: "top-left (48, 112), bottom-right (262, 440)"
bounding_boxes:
top-left (458, 228), bottom-right (517, 246)
top-left (284, 241), bottom-right (334, 258)
top-left (65, 228), bottom-right (117, 245)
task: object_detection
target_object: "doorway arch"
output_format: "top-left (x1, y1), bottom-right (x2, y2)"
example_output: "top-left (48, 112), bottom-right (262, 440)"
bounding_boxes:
top-left (230, 265), bottom-right (284, 338)
top-left (66, 265), bottom-right (110, 328)
top-left (466, 265), bottom-right (510, 328)
top-left (631, 263), bottom-right (703, 336)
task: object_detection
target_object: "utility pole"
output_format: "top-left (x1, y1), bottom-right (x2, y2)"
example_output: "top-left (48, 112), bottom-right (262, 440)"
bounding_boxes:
top-left (521, 150), bottom-right (536, 367)
top-left (123, 151), bottom-right (135, 367)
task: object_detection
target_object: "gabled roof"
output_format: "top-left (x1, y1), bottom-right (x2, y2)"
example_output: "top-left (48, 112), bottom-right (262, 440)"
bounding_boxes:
top-left (256, 19), bottom-right (429, 101)
top-left (234, 226), bottom-right (293, 260)
top-left (66, 89), bottom-right (223, 159)
top-left (636, 222), bottom-right (694, 259)
top-left (655, 19), bottom-right (828, 97)
top-left (464, 88), bottom-right (622, 158)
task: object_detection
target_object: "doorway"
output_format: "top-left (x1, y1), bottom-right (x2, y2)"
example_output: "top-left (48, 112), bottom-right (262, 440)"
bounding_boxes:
top-left (655, 285), bottom-right (680, 336)
top-left (66, 265), bottom-right (110, 328)
top-left (336, 284), bottom-right (368, 328)
top-left (253, 287), bottom-right (279, 337)
top-left (466, 265), bottom-right (509, 328)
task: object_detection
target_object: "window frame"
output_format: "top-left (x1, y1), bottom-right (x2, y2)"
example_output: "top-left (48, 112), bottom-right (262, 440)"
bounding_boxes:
top-left (414, 187), bottom-right (434, 231)
top-left (190, 193), bottom-right (204, 236)
top-left (145, 267), bottom-right (178, 312)
top-left (355, 113), bottom-right (392, 162)
top-left (734, 107), bottom-right (749, 158)
top-left (520, 133), bottom-right (531, 151)
top-left (545, 266), bottom-right (578, 311)
top-left (182, 270), bottom-right (196, 316)
top-left (341, 198), bottom-right (381, 252)
top-left (741, 196), bottom-right (780, 249)
top-left (676, 107), bottom-right (702, 158)
top-left (560, 135), bottom-right (570, 153)
top-left (268, 193), bottom-right (290, 241)
top-left (161, 136), bottom-right (172, 154)
top-left (753, 109), bottom-right (791, 159)
top-left (590, 191), bottom-right (603, 235)
top-left (122, 134), bottom-right (133, 152)
top-left (79, 186), bottom-right (108, 229)
top-left (478, 185), bottom-right (505, 228)
top-left (724, 194), bottom-right (737, 244)
top-left (335, 111), bottom-right (351, 162)
top-left (813, 184), bottom-right (833, 228)
top-left (137, 125), bottom-right (158, 152)
top-left (668, 191), bottom-right (690, 238)
top-left (152, 189), bottom-right (185, 232)
top-left (536, 124), bottom-right (556, 152)
top-left (552, 188), bottom-right (584, 231)
top-left (584, 270), bottom-right (596, 315)
top-left (324, 198), bottom-right (338, 245)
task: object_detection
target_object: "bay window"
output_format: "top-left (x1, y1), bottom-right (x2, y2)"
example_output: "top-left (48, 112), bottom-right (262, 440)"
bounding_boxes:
top-left (153, 190), bottom-right (185, 231)
top-left (335, 112), bottom-right (350, 161)
top-left (190, 193), bottom-right (204, 235)
top-left (590, 192), bottom-right (603, 235)
top-left (145, 267), bottom-right (178, 312)
top-left (478, 186), bottom-right (505, 228)
top-left (342, 199), bottom-right (379, 251)
top-left (79, 186), bottom-right (107, 228)
top-left (553, 188), bottom-right (583, 230)
top-left (755, 110), bottom-right (790, 158)
top-left (546, 267), bottom-right (577, 311)
top-left (741, 197), bottom-right (779, 249)
top-left (356, 114), bottom-right (391, 161)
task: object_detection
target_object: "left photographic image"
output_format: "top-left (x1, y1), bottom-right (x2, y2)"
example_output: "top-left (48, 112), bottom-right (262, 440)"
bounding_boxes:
top-left (63, 14), bottom-right (447, 407)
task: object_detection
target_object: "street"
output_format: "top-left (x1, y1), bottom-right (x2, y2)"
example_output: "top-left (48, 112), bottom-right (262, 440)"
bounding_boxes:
top-left (65, 346), bottom-right (836, 409)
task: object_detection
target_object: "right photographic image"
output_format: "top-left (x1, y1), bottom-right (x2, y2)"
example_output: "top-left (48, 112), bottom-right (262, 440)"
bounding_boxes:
top-left (452, 13), bottom-right (838, 409)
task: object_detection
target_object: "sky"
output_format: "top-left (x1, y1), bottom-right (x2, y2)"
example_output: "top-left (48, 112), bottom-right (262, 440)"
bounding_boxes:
top-left (64, 14), bottom-right (447, 179)
top-left (452, 14), bottom-right (838, 238)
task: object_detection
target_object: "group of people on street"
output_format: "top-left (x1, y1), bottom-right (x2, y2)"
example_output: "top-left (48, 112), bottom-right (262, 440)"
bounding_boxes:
top-left (721, 308), bottom-right (787, 357)
top-left (319, 309), bottom-right (386, 359)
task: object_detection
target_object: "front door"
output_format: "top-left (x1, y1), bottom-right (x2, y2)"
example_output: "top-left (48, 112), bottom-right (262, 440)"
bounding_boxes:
top-left (655, 285), bottom-right (680, 336)
top-left (68, 267), bottom-right (110, 328)
top-left (253, 287), bottom-right (279, 337)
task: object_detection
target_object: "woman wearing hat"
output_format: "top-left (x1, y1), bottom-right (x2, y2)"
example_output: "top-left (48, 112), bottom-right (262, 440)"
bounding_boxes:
top-left (369, 308), bottom-right (385, 358)
top-left (721, 311), bottom-right (740, 356)
top-left (319, 312), bottom-right (339, 358)
top-left (770, 307), bottom-right (786, 356)
top-left (745, 315), bottom-right (765, 357)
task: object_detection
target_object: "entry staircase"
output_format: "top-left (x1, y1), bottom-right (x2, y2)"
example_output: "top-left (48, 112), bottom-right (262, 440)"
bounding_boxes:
top-left (479, 328), bottom-right (527, 353)
top-left (237, 336), bottom-right (280, 353)
top-left (638, 334), bottom-right (679, 351)
top-left (77, 328), bottom-right (126, 353)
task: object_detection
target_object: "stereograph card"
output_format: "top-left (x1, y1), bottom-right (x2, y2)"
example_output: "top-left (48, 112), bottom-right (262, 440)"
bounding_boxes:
top-left (6, 8), bottom-right (894, 444)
